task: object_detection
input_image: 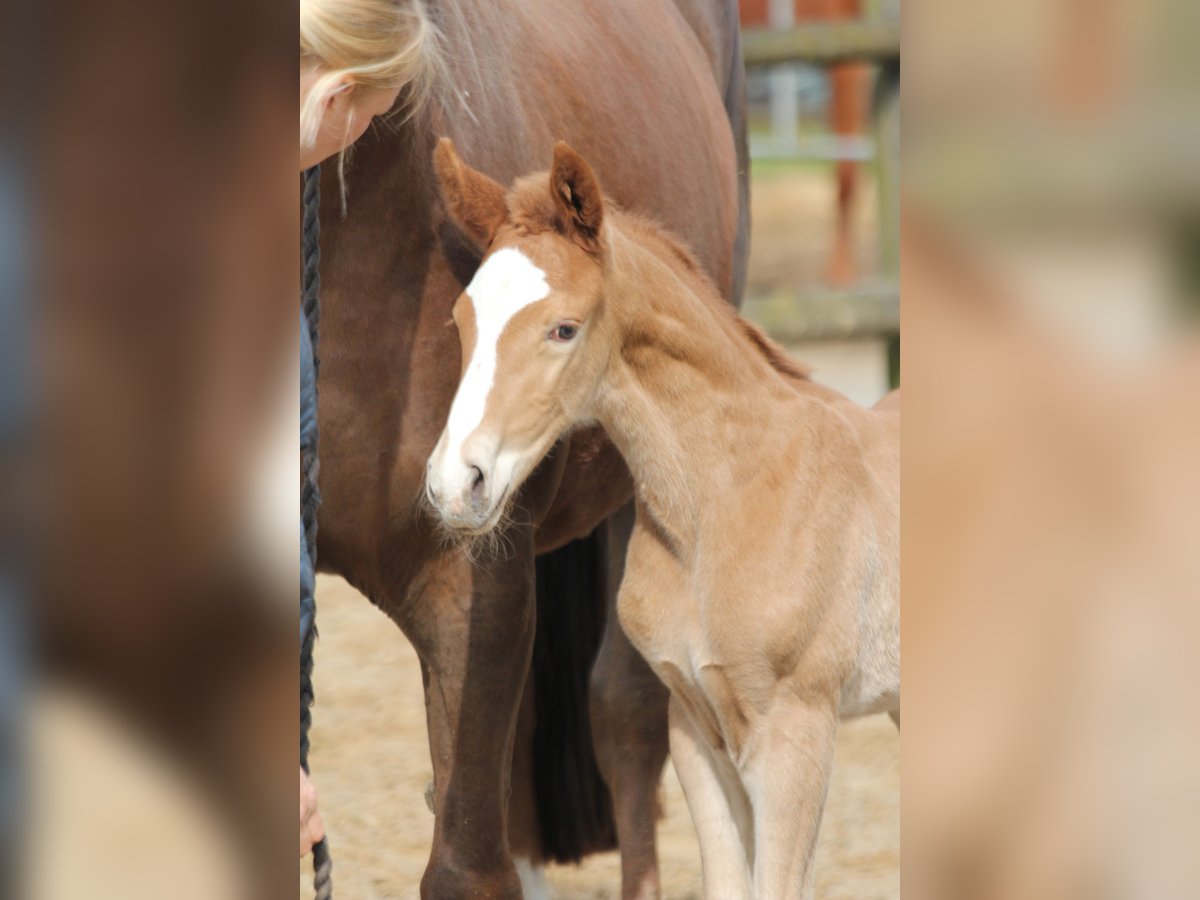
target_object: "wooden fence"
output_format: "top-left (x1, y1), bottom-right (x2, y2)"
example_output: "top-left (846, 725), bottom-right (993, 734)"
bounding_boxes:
top-left (742, 21), bottom-right (900, 67)
top-left (742, 21), bottom-right (899, 347)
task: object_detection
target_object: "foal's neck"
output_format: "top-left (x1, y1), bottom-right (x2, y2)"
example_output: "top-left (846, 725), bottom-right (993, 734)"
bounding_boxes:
top-left (594, 222), bottom-right (818, 547)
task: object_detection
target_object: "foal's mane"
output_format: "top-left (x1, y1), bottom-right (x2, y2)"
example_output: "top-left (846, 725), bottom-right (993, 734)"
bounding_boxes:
top-left (505, 175), bottom-right (811, 385)
top-left (735, 317), bottom-right (814, 382)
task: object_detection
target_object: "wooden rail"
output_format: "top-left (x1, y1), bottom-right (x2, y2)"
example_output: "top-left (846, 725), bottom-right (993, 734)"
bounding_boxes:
top-left (742, 21), bottom-right (901, 66)
top-left (741, 20), bottom-right (901, 354)
top-left (743, 284), bottom-right (900, 342)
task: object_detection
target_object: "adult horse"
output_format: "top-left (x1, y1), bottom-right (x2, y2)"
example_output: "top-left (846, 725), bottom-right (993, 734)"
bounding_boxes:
top-left (314, 1), bottom-right (749, 896)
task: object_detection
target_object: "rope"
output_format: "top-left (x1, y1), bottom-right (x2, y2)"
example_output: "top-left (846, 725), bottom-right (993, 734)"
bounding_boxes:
top-left (313, 841), bottom-right (333, 900)
top-left (302, 164), bottom-right (322, 380)
top-left (301, 163), bottom-right (322, 580)
top-left (300, 163), bottom-right (331, 899)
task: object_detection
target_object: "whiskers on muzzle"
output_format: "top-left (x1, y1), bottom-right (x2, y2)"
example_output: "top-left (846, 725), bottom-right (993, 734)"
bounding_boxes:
top-left (415, 474), bottom-right (529, 565)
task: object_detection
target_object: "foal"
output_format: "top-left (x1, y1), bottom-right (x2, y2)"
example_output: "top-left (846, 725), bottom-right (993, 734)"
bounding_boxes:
top-left (426, 138), bottom-right (900, 899)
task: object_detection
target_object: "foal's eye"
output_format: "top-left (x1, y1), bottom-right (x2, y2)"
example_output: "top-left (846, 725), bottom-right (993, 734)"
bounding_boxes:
top-left (549, 322), bottom-right (579, 343)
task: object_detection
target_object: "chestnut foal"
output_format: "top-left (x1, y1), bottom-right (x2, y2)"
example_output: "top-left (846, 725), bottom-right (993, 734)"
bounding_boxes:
top-left (426, 139), bottom-right (900, 899)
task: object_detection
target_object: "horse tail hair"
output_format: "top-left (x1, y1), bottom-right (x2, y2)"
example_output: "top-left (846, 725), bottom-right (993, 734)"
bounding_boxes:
top-left (530, 528), bottom-right (618, 862)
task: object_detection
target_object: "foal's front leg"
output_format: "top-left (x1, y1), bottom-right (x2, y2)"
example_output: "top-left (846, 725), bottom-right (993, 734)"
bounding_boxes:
top-left (743, 697), bottom-right (839, 899)
top-left (669, 697), bottom-right (754, 900)
top-left (618, 512), bottom-right (750, 899)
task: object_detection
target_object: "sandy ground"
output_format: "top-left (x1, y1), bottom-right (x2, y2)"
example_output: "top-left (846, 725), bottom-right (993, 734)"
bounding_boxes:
top-left (301, 166), bottom-right (897, 898)
top-left (303, 575), bottom-right (898, 900)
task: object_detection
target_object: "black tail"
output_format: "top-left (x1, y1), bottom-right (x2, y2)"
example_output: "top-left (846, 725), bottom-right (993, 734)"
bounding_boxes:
top-left (531, 528), bottom-right (618, 863)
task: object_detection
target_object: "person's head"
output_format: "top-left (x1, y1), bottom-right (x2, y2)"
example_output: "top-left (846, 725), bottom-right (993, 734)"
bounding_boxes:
top-left (300, 0), bottom-right (436, 170)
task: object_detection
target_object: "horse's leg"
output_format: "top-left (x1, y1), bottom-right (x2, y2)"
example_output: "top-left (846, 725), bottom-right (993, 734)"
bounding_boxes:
top-left (591, 506), bottom-right (670, 900)
top-left (505, 671), bottom-right (546, 891)
top-left (591, 618), bottom-right (669, 900)
top-left (668, 696), bottom-right (753, 900)
top-left (744, 698), bottom-right (839, 899)
top-left (396, 533), bottom-right (537, 900)
top-left (825, 61), bottom-right (870, 287)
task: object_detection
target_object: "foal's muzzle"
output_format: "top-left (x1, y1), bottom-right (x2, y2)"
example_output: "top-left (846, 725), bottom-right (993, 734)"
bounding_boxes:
top-left (425, 443), bottom-right (503, 534)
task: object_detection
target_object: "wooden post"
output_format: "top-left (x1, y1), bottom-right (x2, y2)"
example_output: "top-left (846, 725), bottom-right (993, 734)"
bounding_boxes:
top-left (874, 61), bottom-right (900, 279)
top-left (742, 18), bottom-right (902, 388)
top-left (873, 59), bottom-right (900, 388)
top-left (767, 0), bottom-right (800, 157)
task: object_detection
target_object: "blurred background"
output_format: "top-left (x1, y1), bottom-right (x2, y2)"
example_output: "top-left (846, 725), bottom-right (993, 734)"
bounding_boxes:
top-left (904, 0), bottom-right (1200, 898)
top-left (740, 0), bottom-right (900, 407)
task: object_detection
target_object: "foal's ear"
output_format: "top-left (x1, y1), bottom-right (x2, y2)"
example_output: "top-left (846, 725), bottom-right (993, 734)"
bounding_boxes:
top-left (550, 141), bottom-right (605, 255)
top-left (433, 138), bottom-right (508, 250)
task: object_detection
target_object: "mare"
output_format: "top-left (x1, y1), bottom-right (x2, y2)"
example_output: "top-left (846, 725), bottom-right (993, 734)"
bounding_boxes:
top-left (314, 1), bottom-right (749, 897)
top-left (426, 140), bottom-right (900, 899)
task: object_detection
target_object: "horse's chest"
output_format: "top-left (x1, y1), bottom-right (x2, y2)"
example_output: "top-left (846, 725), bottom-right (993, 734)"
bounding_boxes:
top-left (616, 540), bottom-right (760, 754)
top-left (616, 577), bottom-right (698, 672)
top-left (621, 590), bottom-right (762, 756)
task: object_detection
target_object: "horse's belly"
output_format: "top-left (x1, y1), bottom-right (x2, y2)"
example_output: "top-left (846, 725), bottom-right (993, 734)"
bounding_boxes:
top-left (840, 582), bottom-right (900, 718)
top-left (840, 675), bottom-right (900, 720)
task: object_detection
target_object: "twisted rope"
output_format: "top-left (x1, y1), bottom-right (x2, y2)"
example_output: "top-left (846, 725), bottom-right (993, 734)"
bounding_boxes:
top-left (301, 163), bottom-right (331, 899)
top-left (302, 165), bottom-right (322, 384)
top-left (313, 845), bottom-right (333, 900)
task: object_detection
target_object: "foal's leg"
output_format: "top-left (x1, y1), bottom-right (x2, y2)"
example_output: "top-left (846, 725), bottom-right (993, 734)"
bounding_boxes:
top-left (617, 512), bottom-right (749, 898)
top-left (744, 698), bottom-right (839, 899)
top-left (591, 503), bottom-right (670, 900)
top-left (396, 531), bottom-right (537, 900)
top-left (670, 697), bottom-right (754, 900)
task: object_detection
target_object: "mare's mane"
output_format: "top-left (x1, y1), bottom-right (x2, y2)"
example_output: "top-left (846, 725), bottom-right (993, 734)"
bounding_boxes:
top-left (504, 174), bottom-right (812, 384)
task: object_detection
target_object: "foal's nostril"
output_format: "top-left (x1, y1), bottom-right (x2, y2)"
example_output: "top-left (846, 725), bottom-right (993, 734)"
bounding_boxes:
top-left (469, 465), bottom-right (486, 506)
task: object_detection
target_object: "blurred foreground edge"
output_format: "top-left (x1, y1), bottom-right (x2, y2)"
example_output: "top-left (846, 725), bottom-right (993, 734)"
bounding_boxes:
top-left (10, 0), bottom-right (299, 896)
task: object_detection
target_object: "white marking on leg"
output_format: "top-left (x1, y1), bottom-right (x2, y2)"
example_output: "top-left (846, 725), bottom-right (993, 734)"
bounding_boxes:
top-left (445, 248), bottom-right (550, 451)
top-left (514, 857), bottom-right (552, 900)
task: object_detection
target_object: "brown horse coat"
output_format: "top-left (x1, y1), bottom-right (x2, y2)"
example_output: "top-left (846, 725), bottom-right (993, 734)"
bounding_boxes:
top-left (315, 2), bottom-right (749, 896)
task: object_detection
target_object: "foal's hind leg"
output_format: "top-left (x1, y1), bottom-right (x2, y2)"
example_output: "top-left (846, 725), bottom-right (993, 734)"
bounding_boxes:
top-left (591, 503), bottom-right (670, 900)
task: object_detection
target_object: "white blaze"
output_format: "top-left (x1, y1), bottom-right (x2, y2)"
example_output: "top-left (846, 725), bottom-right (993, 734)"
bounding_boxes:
top-left (445, 247), bottom-right (550, 452)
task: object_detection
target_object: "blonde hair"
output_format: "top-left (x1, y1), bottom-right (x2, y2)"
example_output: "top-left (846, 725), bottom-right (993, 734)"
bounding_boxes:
top-left (300, 0), bottom-right (438, 149)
